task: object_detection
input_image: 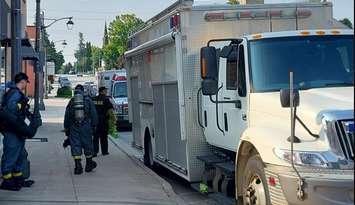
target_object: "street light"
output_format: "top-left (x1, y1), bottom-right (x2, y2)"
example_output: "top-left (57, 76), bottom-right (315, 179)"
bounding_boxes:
top-left (43, 16), bottom-right (75, 30)
top-left (34, 11), bottom-right (74, 111)
top-left (66, 18), bottom-right (74, 30)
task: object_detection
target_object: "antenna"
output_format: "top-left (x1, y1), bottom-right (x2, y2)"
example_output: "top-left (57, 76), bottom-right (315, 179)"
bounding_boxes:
top-left (289, 72), bottom-right (305, 201)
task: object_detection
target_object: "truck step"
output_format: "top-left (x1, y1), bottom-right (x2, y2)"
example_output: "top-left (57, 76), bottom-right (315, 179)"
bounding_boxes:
top-left (215, 162), bottom-right (235, 177)
top-left (197, 155), bottom-right (228, 166)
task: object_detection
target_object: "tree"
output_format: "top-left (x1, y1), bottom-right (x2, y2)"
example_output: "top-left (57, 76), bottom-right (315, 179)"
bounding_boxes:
top-left (103, 22), bottom-right (109, 47)
top-left (42, 30), bottom-right (65, 74)
top-left (74, 32), bottom-right (86, 73)
top-left (60, 62), bottom-right (74, 74)
top-left (339, 18), bottom-right (353, 29)
top-left (227, 0), bottom-right (240, 5)
top-left (91, 46), bottom-right (103, 72)
top-left (85, 42), bottom-right (93, 73)
top-left (103, 14), bottom-right (144, 69)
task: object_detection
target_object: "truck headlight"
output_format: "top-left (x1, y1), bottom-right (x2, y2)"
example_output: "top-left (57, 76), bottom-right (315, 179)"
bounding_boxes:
top-left (274, 148), bottom-right (329, 168)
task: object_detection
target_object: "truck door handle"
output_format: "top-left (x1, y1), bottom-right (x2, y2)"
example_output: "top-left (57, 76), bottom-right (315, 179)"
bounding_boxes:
top-left (223, 97), bottom-right (231, 100)
top-left (224, 113), bottom-right (228, 131)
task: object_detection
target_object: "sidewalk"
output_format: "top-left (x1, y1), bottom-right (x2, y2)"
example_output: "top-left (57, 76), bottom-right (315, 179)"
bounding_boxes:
top-left (0, 98), bottom-right (183, 205)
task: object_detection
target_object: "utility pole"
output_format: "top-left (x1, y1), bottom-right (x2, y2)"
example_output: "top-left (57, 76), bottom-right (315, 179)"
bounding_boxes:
top-left (34, 0), bottom-right (41, 115)
top-left (11, 0), bottom-right (22, 79)
top-left (39, 11), bottom-right (45, 110)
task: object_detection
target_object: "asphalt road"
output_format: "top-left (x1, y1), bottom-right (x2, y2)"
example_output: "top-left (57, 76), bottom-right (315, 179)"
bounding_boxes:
top-left (117, 132), bottom-right (229, 205)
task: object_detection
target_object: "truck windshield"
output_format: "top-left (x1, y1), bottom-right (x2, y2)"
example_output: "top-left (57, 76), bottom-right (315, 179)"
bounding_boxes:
top-left (249, 35), bottom-right (354, 92)
top-left (113, 82), bottom-right (127, 98)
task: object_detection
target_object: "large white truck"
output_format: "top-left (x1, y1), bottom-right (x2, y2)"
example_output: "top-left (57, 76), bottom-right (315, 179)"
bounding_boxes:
top-left (125, 0), bottom-right (353, 204)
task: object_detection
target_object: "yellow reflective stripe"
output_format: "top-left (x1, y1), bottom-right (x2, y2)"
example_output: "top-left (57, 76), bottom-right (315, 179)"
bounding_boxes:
top-left (73, 156), bottom-right (82, 160)
top-left (3, 173), bottom-right (12, 179)
top-left (12, 172), bottom-right (23, 177)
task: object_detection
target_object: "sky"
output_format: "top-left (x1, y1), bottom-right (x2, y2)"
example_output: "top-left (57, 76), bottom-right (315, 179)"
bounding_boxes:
top-left (26, 0), bottom-right (354, 64)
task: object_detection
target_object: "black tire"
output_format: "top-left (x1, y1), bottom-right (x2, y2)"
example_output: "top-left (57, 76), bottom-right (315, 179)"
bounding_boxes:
top-left (242, 155), bottom-right (271, 205)
top-left (143, 137), bottom-right (154, 168)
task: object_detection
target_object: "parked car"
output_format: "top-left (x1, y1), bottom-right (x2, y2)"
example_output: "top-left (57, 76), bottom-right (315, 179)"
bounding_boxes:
top-left (58, 76), bottom-right (69, 84)
top-left (60, 78), bottom-right (71, 88)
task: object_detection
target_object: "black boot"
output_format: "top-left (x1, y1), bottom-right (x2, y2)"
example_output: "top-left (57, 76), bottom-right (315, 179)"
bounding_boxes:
top-left (85, 157), bottom-right (97, 172)
top-left (14, 177), bottom-right (35, 188)
top-left (74, 159), bottom-right (83, 175)
top-left (0, 178), bottom-right (22, 191)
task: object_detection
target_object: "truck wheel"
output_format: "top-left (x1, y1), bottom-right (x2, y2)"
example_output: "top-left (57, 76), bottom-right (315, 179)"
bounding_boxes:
top-left (143, 138), bottom-right (154, 168)
top-left (242, 155), bottom-right (270, 205)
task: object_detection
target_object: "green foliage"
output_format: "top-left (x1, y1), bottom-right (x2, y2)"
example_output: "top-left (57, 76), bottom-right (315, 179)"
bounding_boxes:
top-left (56, 86), bottom-right (73, 98)
top-left (59, 62), bottom-right (74, 74)
top-left (107, 109), bottom-right (119, 138)
top-left (339, 18), bottom-right (353, 29)
top-left (74, 32), bottom-right (86, 73)
top-left (43, 30), bottom-right (65, 74)
top-left (91, 46), bottom-right (103, 71)
top-left (227, 0), bottom-right (240, 5)
top-left (74, 33), bottom-right (97, 74)
top-left (103, 14), bottom-right (144, 69)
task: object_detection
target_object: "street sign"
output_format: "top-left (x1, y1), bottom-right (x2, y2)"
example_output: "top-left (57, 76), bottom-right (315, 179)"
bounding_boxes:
top-left (47, 61), bottom-right (55, 75)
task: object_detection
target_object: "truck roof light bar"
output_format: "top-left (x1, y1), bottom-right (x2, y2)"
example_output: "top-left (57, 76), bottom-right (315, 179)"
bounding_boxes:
top-left (205, 9), bottom-right (312, 22)
top-left (315, 30), bottom-right (326, 35)
top-left (252, 34), bottom-right (263, 39)
top-left (300, 31), bottom-right (310, 36)
top-left (330, 30), bottom-right (341, 35)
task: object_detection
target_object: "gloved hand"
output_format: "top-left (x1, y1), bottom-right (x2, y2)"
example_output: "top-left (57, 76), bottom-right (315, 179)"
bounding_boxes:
top-left (29, 115), bottom-right (42, 129)
top-left (64, 129), bottom-right (70, 137)
top-left (63, 138), bottom-right (71, 148)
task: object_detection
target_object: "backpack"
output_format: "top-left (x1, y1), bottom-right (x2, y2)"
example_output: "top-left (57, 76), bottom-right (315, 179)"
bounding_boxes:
top-left (0, 88), bottom-right (18, 132)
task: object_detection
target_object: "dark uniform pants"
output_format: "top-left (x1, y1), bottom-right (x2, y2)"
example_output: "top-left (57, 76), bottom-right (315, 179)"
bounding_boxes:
top-left (1, 132), bottom-right (26, 178)
top-left (93, 129), bottom-right (108, 155)
top-left (69, 123), bottom-right (94, 159)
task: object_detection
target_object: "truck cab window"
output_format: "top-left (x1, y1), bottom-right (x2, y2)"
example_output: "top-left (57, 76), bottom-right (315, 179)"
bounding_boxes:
top-left (226, 49), bottom-right (238, 90)
top-left (238, 46), bottom-right (247, 97)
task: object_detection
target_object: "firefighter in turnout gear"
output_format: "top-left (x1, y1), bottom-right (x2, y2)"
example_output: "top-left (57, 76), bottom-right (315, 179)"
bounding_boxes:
top-left (0, 73), bottom-right (41, 191)
top-left (92, 87), bottom-right (114, 157)
top-left (64, 84), bottom-right (98, 175)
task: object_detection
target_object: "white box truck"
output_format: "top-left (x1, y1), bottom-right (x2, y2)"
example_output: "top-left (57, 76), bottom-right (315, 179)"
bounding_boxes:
top-left (125, 0), bottom-right (353, 204)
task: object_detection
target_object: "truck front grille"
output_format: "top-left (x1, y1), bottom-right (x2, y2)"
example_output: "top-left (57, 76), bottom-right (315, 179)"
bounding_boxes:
top-left (334, 120), bottom-right (354, 160)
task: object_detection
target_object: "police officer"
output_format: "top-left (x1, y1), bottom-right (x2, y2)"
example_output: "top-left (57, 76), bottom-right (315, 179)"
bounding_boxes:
top-left (64, 84), bottom-right (98, 175)
top-left (0, 73), bottom-right (39, 191)
top-left (92, 87), bottom-right (114, 157)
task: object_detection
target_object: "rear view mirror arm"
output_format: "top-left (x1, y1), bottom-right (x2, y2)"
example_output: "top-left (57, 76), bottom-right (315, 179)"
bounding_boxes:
top-left (209, 85), bottom-right (225, 135)
top-left (197, 87), bottom-right (204, 128)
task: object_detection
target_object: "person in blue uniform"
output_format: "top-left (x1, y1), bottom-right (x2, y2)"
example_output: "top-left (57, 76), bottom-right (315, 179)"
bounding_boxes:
top-left (64, 84), bottom-right (98, 175)
top-left (0, 73), bottom-right (40, 191)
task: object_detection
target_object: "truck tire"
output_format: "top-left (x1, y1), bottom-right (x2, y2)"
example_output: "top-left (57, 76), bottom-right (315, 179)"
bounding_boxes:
top-left (242, 155), bottom-right (271, 205)
top-left (143, 137), bottom-right (154, 168)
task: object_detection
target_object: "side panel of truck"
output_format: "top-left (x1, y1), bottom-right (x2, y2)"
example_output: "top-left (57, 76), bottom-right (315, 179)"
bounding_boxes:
top-left (126, 2), bottom-right (344, 182)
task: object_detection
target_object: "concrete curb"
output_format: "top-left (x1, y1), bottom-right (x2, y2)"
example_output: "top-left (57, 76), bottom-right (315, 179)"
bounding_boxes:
top-left (109, 137), bottom-right (187, 205)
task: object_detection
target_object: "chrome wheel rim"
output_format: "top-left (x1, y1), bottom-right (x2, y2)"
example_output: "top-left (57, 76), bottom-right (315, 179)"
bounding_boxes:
top-left (245, 175), bottom-right (266, 205)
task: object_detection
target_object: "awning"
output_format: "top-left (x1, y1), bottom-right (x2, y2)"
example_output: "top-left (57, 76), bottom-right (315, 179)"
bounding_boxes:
top-left (0, 38), bottom-right (38, 60)
top-left (22, 46), bottom-right (38, 60)
top-left (0, 38), bottom-right (33, 47)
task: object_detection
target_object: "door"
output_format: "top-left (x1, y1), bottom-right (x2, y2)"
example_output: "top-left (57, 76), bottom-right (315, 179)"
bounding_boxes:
top-left (130, 76), bottom-right (142, 148)
top-left (222, 44), bottom-right (248, 151)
